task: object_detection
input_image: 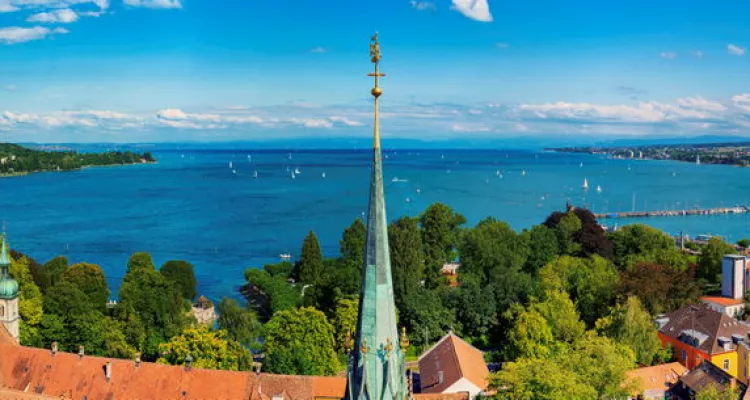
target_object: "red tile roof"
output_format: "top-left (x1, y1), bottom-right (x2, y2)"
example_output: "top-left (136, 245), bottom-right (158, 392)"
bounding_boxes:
top-left (625, 362), bottom-right (687, 396)
top-left (659, 304), bottom-right (750, 355)
top-left (701, 296), bottom-right (744, 307)
top-left (418, 332), bottom-right (489, 394)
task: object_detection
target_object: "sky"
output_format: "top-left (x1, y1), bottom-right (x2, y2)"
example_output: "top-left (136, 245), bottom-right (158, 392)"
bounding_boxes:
top-left (0, 0), bottom-right (749, 142)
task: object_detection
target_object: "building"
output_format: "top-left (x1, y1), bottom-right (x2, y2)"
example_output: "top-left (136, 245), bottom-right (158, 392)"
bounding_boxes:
top-left (700, 255), bottom-right (750, 317)
top-left (418, 332), bottom-right (489, 398)
top-left (191, 295), bottom-right (217, 325)
top-left (624, 362), bottom-right (687, 399)
top-left (441, 263), bottom-right (459, 287)
top-left (658, 304), bottom-right (750, 377)
top-left (0, 233), bottom-right (19, 343)
top-left (669, 360), bottom-right (748, 399)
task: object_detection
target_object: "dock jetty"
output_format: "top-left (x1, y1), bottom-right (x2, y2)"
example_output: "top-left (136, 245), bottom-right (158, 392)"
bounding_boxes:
top-left (594, 206), bottom-right (749, 220)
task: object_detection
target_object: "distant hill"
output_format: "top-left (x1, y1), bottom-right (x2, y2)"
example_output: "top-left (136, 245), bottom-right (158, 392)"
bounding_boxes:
top-left (0, 143), bottom-right (155, 177)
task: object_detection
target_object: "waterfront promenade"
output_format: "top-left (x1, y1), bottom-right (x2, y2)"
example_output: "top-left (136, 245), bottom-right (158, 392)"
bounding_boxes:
top-left (594, 206), bottom-right (749, 220)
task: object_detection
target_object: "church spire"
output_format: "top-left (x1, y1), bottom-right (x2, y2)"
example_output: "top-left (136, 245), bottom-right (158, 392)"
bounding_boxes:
top-left (346, 33), bottom-right (408, 400)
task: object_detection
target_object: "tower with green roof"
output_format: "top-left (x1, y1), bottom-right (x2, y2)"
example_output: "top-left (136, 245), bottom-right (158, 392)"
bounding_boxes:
top-left (346, 33), bottom-right (409, 400)
top-left (0, 232), bottom-right (19, 342)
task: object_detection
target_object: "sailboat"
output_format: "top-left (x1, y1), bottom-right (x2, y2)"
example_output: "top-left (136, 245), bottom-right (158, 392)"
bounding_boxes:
top-left (696, 155), bottom-right (701, 165)
top-left (521, 170), bottom-right (527, 176)
top-left (582, 178), bottom-right (589, 190)
top-left (294, 167), bottom-right (301, 175)
top-left (321, 172), bottom-right (326, 179)
top-left (229, 161), bottom-right (233, 169)
top-left (288, 153), bottom-right (292, 160)
top-left (253, 170), bottom-right (258, 179)
top-left (291, 170), bottom-right (296, 179)
top-left (596, 185), bottom-right (602, 194)
top-left (579, 162), bottom-right (583, 168)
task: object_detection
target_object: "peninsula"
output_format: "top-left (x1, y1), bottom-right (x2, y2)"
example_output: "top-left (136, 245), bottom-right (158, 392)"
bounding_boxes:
top-left (0, 143), bottom-right (155, 177)
top-left (550, 141), bottom-right (750, 167)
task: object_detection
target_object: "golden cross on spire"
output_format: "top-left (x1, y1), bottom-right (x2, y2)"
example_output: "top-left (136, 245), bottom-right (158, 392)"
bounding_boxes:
top-left (367, 32), bottom-right (385, 149)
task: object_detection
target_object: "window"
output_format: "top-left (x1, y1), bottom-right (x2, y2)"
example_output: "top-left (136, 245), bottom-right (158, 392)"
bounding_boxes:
top-left (724, 359), bottom-right (730, 370)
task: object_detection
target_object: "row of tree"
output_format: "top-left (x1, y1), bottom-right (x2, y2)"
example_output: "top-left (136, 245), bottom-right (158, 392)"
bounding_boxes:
top-left (0, 143), bottom-right (155, 175)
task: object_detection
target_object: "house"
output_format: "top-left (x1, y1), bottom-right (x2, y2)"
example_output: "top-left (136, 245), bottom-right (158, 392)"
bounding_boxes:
top-left (702, 296), bottom-right (745, 318)
top-left (669, 360), bottom-right (748, 399)
top-left (624, 362), bottom-right (687, 399)
top-left (418, 332), bottom-right (490, 398)
top-left (657, 304), bottom-right (750, 378)
top-left (700, 255), bottom-right (750, 317)
top-left (442, 263), bottom-right (460, 287)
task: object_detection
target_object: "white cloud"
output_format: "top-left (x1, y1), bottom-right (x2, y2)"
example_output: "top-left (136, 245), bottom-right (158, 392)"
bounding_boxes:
top-left (451, 0), bottom-right (492, 22)
top-left (675, 96), bottom-right (726, 112)
top-left (728, 44), bottom-right (745, 56)
top-left (301, 118), bottom-right (333, 128)
top-left (495, 42), bottom-right (509, 49)
top-left (123, 0), bottom-right (181, 9)
top-left (329, 116), bottom-right (364, 127)
top-left (0, 1), bottom-right (19, 12)
top-left (0, 26), bottom-right (67, 44)
top-left (732, 94), bottom-right (750, 113)
top-left (27, 8), bottom-right (78, 23)
top-left (409, 0), bottom-right (435, 11)
top-left (690, 50), bottom-right (704, 58)
top-left (660, 52), bottom-right (677, 59)
top-left (310, 46), bottom-right (327, 54)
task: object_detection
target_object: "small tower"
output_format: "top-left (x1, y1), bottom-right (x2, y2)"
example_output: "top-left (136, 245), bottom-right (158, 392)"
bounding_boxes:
top-left (0, 232), bottom-right (20, 343)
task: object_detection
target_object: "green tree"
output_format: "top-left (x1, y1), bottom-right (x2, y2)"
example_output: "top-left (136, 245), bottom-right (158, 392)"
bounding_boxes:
top-left (544, 211), bottom-right (583, 256)
top-left (400, 287), bottom-right (456, 347)
top-left (264, 261), bottom-right (294, 277)
top-left (118, 266), bottom-right (188, 360)
top-left (157, 325), bottom-right (252, 371)
top-left (562, 332), bottom-right (637, 398)
top-left (263, 307), bottom-right (339, 376)
top-left (458, 218), bottom-right (529, 284)
top-left (619, 262), bottom-right (701, 315)
top-left (506, 306), bottom-right (555, 359)
top-left (388, 216), bottom-right (425, 309)
top-left (609, 224), bottom-right (676, 269)
top-left (160, 260), bottom-right (198, 301)
top-left (242, 269), bottom-right (301, 321)
top-left (420, 203), bottom-right (466, 286)
top-left (331, 297), bottom-right (358, 354)
top-left (698, 237), bottom-right (737, 284)
top-left (695, 384), bottom-right (740, 400)
top-left (453, 276), bottom-right (497, 342)
top-left (492, 357), bottom-right (598, 400)
top-left (9, 255), bottom-right (44, 328)
top-left (217, 297), bottom-right (261, 348)
top-left (737, 238), bottom-right (750, 248)
top-left (297, 231), bottom-right (324, 285)
top-left (127, 252), bottom-right (155, 272)
top-left (596, 296), bottom-right (662, 366)
top-left (43, 255), bottom-right (68, 289)
top-left (522, 225), bottom-right (559, 275)
top-left (340, 218), bottom-right (366, 268)
top-left (531, 290), bottom-right (585, 344)
top-left (62, 262), bottom-right (109, 308)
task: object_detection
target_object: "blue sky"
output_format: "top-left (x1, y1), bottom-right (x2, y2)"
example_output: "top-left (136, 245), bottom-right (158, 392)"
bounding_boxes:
top-left (0, 0), bottom-right (749, 142)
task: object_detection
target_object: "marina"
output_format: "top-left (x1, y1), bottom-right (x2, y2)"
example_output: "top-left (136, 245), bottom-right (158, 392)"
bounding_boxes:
top-left (595, 206), bottom-right (749, 219)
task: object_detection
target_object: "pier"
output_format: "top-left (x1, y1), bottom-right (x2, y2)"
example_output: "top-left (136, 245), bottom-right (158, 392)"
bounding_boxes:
top-left (594, 206), bottom-right (749, 220)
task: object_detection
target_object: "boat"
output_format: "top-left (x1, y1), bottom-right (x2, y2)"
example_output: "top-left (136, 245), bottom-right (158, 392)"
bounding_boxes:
top-left (416, 188), bottom-right (421, 194)
top-left (253, 170), bottom-right (258, 179)
top-left (521, 170), bottom-right (527, 176)
top-left (291, 171), bottom-right (296, 179)
top-left (247, 155), bottom-right (252, 161)
top-left (229, 161), bottom-right (233, 169)
top-left (279, 253), bottom-right (292, 260)
top-left (495, 170), bottom-right (501, 177)
top-left (596, 185), bottom-right (602, 194)
top-left (294, 167), bottom-right (301, 174)
top-left (391, 177), bottom-right (408, 182)
top-left (579, 162), bottom-right (583, 167)
top-left (232, 169), bottom-right (237, 175)
top-left (582, 178), bottom-right (589, 190)
top-left (696, 155), bottom-right (701, 165)
top-left (288, 153), bottom-right (292, 160)
top-left (322, 172), bottom-right (326, 179)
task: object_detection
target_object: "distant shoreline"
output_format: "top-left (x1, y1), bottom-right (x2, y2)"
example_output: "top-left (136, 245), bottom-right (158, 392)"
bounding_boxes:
top-left (548, 143), bottom-right (750, 168)
top-left (0, 161), bottom-right (156, 179)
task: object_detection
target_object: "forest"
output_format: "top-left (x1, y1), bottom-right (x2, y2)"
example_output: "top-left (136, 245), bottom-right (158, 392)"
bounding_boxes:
top-left (6, 202), bottom-right (742, 399)
top-left (0, 143), bottom-right (155, 175)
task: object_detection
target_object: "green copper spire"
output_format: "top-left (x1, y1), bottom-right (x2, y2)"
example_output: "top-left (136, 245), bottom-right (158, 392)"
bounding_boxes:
top-left (347, 33), bottom-right (408, 400)
top-left (0, 233), bottom-right (18, 300)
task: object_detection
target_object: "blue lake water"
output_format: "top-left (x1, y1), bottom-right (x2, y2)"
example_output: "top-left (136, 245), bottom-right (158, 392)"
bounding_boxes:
top-left (2, 147), bottom-right (750, 301)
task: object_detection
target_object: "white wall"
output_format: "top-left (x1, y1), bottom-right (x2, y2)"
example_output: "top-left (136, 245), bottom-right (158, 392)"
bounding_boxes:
top-left (444, 377), bottom-right (481, 399)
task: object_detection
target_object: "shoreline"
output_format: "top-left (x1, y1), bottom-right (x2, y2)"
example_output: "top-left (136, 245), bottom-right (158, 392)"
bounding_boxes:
top-left (0, 160), bottom-right (157, 179)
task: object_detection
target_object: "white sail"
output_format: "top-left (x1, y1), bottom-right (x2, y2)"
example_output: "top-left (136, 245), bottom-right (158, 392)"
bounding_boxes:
top-left (596, 185), bottom-right (602, 193)
top-left (582, 178), bottom-right (589, 190)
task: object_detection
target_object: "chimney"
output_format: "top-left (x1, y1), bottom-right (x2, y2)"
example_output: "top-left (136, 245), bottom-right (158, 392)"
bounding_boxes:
top-left (184, 353), bottom-right (193, 371)
top-left (105, 361), bottom-right (112, 382)
top-left (51, 341), bottom-right (58, 356)
top-left (437, 370), bottom-right (444, 385)
top-left (78, 345), bottom-right (85, 359)
top-left (135, 353), bottom-right (141, 368)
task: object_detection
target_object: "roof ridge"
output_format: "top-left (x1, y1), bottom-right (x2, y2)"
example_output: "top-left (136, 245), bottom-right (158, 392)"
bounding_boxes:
top-left (448, 333), bottom-right (464, 381)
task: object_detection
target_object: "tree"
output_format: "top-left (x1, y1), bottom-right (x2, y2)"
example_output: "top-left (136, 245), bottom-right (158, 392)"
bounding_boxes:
top-left (157, 325), bottom-right (252, 371)
top-left (400, 287), bottom-right (456, 347)
top-left (609, 224), bottom-right (676, 269)
top-left (571, 208), bottom-right (613, 259)
top-left (531, 291), bottom-right (585, 344)
top-left (522, 225), bottom-right (559, 275)
top-left (737, 238), bottom-right (750, 248)
top-left (458, 218), bottom-right (529, 284)
top-left (506, 306), bottom-right (555, 359)
top-left (492, 357), bottom-right (598, 400)
top-left (388, 217), bottom-right (424, 309)
top-left (43, 255), bottom-right (68, 289)
top-left (217, 297), bottom-right (261, 348)
top-left (698, 237), bottom-right (736, 284)
top-left (263, 307), bottom-right (339, 376)
top-left (331, 297), bottom-right (358, 354)
top-left (596, 296), bottom-right (662, 366)
top-left (62, 263), bottom-right (109, 308)
top-left (695, 385), bottom-right (740, 400)
top-left (544, 211), bottom-right (582, 256)
top-left (9, 255), bottom-right (44, 328)
top-left (561, 332), bottom-right (637, 398)
top-left (264, 261), bottom-right (294, 278)
top-left (340, 218), bottom-right (366, 268)
top-left (160, 260), bottom-right (198, 301)
top-left (619, 262), bottom-right (701, 315)
top-left (242, 269), bottom-right (301, 321)
top-left (127, 252), bottom-right (155, 272)
top-left (420, 203), bottom-right (466, 285)
top-left (297, 231), bottom-right (324, 285)
top-left (118, 267), bottom-right (188, 360)
top-left (453, 276), bottom-right (497, 343)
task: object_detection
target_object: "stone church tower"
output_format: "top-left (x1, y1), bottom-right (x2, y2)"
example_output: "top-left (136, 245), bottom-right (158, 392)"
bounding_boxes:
top-left (0, 233), bottom-right (20, 343)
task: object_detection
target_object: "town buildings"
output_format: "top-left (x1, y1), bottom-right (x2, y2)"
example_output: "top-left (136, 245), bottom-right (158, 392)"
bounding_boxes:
top-left (418, 332), bottom-right (490, 398)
